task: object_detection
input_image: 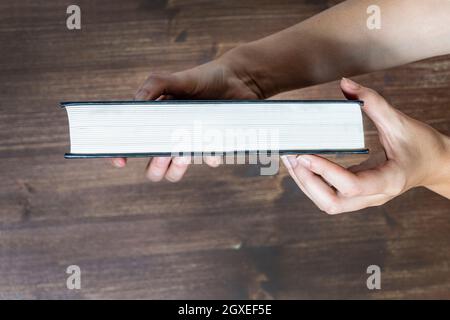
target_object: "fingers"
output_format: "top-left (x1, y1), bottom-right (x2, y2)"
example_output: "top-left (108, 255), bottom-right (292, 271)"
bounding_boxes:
top-left (295, 155), bottom-right (363, 197)
top-left (146, 157), bottom-right (172, 182)
top-left (165, 157), bottom-right (191, 182)
top-left (300, 155), bottom-right (400, 196)
top-left (111, 157), bottom-right (127, 168)
top-left (204, 155), bottom-right (222, 168)
top-left (283, 154), bottom-right (398, 214)
top-left (145, 157), bottom-right (193, 183)
top-left (289, 154), bottom-right (368, 196)
top-left (281, 156), bottom-right (315, 200)
top-left (340, 78), bottom-right (400, 132)
top-left (135, 73), bottom-right (191, 100)
top-left (283, 155), bottom-right (374, 214)
top-left (293, 161), bottom-right (342, 214)
top-left (116, 155), bottom-right (218, 183)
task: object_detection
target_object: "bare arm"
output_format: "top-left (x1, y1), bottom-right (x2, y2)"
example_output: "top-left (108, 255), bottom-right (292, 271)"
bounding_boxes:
top-left (222, 0), bottom-right (450, 97)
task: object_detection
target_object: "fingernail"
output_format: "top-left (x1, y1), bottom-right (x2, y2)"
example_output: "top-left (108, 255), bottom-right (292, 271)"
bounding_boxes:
top-left (204, 156), bottom-right (222, 167)
top-left (173, 156), bottom-right (191, 165)
top-left (210, 158), bottom-right (221, 167)
top-left (155, 157), bottom-right (170, 165)
top-left (134, 91), bottom-right (144, 100)
top-left (281, 155), bottom-right (298, 169)
top-left (113, 159), bottom-right (124, 168)
top-left (147, 171), bottom-right (163, 182)
top-left (281, 156), bottom-right (290, 168)
top-left (342, 77), bottom-right (361, 90)
top-left (297, 156), bottom-right (311, 168)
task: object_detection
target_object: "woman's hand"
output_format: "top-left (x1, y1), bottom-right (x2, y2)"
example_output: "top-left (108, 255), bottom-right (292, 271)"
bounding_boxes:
top-left (282, 78), bottom-right (450, 214)
top-left (111, 53), bottom-right (265, 182)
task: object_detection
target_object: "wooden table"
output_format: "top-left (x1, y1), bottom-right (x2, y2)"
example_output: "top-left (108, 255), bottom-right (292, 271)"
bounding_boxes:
top-left (0, 0), bottom-right (449, 299)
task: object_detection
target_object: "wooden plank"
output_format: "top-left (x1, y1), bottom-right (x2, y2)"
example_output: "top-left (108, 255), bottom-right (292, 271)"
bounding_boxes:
top-left (0, 0), bottom-right (449, 299)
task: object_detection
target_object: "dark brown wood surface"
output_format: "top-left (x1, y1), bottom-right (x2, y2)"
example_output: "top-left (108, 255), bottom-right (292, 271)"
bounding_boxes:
top-left (0, 0), bottom-right (449, 299)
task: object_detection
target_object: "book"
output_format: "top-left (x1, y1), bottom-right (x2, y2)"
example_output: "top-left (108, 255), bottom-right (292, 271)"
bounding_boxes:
top-left (61, 100), bottom-right (367, 158)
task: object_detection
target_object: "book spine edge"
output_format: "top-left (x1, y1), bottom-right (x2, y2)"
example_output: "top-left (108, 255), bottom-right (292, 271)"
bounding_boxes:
top-left (64, 149), bottom-right (369, 159)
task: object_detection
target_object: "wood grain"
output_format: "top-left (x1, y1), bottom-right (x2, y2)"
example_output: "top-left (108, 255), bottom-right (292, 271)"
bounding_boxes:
top-left (0, 0), bottom-right (449, 299)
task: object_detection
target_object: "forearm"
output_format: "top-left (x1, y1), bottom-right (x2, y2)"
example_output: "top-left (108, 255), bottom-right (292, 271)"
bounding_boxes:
top-left (219, 0), bottom-right (450, 97)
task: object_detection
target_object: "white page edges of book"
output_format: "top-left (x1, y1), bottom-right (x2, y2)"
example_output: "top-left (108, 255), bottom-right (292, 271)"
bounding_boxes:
top-left (65, 102), bottom-right (364, 154)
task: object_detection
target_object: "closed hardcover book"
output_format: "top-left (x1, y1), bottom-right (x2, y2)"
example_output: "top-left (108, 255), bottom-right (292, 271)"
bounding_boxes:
top-left (61, 100), bottom-right (367, 158)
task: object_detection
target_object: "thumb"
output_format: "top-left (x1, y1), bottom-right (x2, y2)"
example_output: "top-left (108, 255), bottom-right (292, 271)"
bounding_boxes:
top-left (340, 78), bottom-right (399, 132)
top-left (135, 73), bottom-right (191, 100)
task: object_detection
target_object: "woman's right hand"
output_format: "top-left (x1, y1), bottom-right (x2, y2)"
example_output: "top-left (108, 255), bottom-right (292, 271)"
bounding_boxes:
top-left (111, 54), bottom-right (266, 182)
top-left (281, 78), bottom-right (450, 214)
